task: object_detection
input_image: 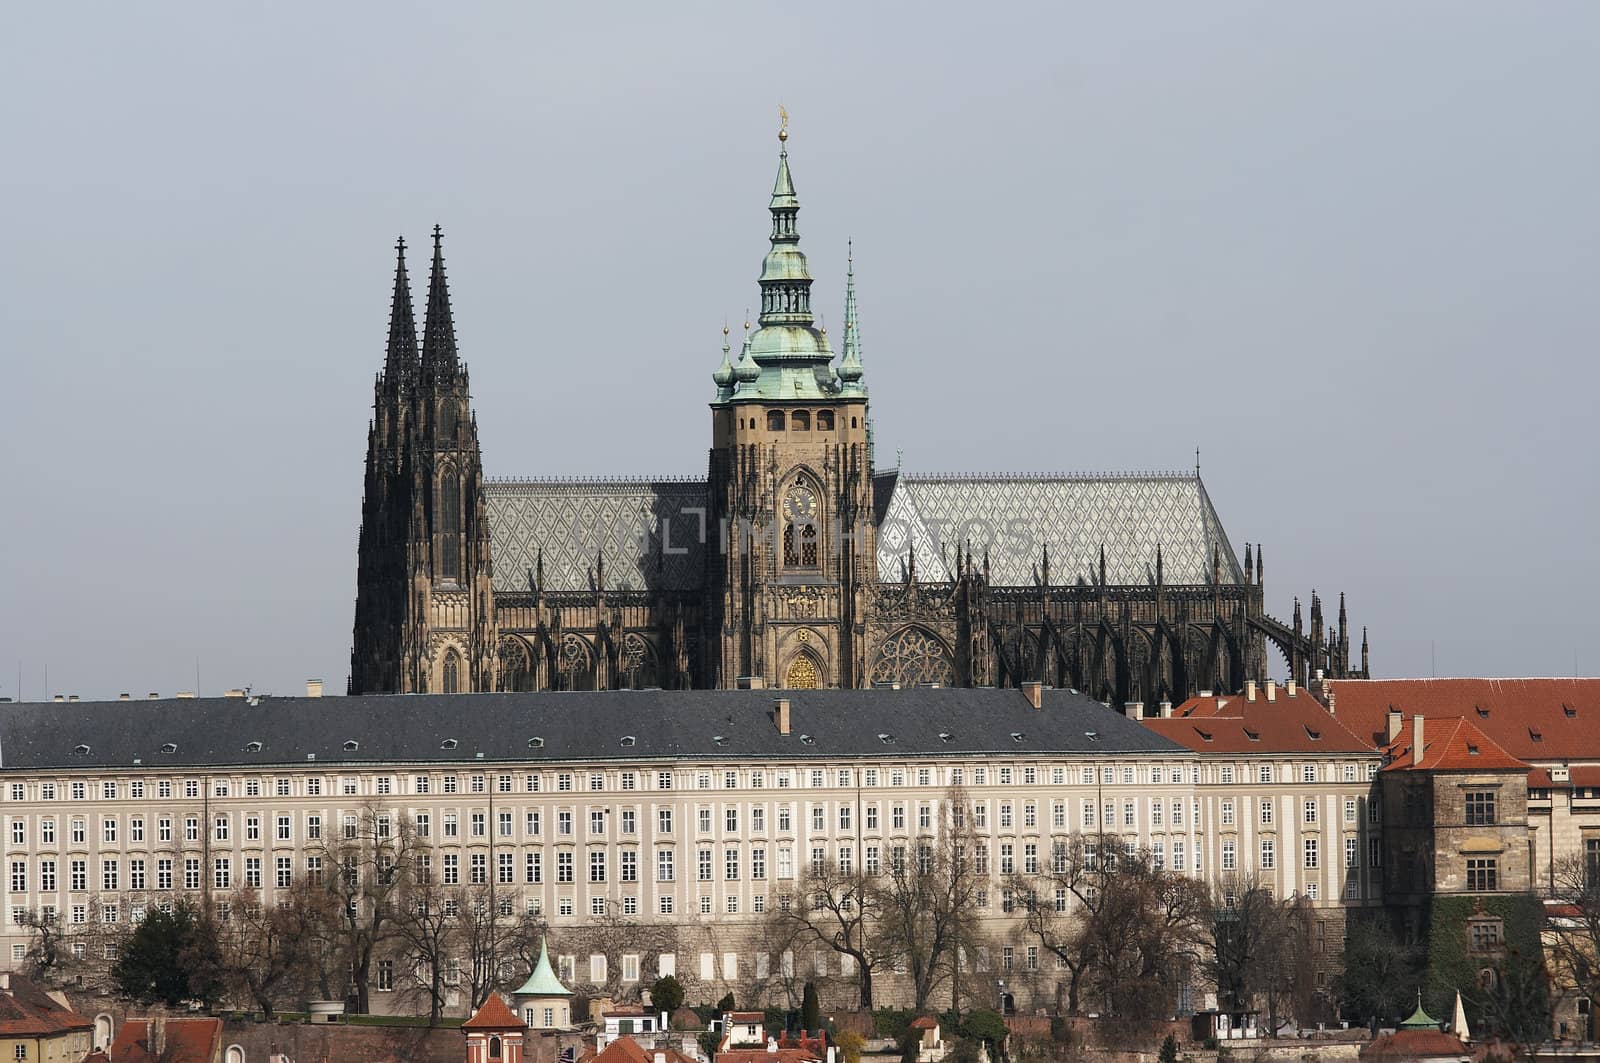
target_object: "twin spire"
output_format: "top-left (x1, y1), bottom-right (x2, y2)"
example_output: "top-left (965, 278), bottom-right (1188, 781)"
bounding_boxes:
top-left (382, 225), bottom-right (460, 389)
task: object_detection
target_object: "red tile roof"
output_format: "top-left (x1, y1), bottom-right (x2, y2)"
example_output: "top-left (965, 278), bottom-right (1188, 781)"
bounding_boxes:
top-left (110, 1018), bottom-right (221, 1063)
top-left (1528, 765), bottom-right (1600, 789)
top-left (1324, 678), bottom-right (1600, 758)
top-left (727, 1012), bottom-right (766, 1023)
top-left (1143, 689), bottom-right (1372, 755)
top-left (463, 992), bottom-right (527, 1030)
top-left (597, 1037), bottom-right (698, 1063)
top-left (1382, 716), bottom-right (1527, 773)
top-left (1360, 1028), bottom-right (1468, 1060)
top-left (0, 976), bottom-right (91, 1037)
top-left (911, 1016), bottom-right (939, 1030)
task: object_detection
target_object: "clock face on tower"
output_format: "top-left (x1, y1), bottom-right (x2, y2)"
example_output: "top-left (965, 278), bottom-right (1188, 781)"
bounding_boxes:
top-left (783, 484), bottom-right (818, 523)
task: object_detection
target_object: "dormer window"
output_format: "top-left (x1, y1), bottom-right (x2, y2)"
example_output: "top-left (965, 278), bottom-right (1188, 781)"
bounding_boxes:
top-left (620, 736), bottom-right (636, 747)
top-left (1195, 729), bottom-right (1214, 742)
top-left (877, 733), bottom-right (894, 744)
top-left (440, 738), bottom-right (458, 750)
top-left (798, 734), bottom-right (815, 745)
top-left (1565, 704), bottom-right (1579, 718)
top-left (1084, 731), bottom-right (1100, 742)
top-left (1010, 731), bottom-right (1025, 743)
top-left (528, 737), bottom-right (545, 749)
top-left (73, 744), bottom-right (91, 756)
top-left (711, 735), bottom-right (726, 747)
top-left (1530, 728), bottom-right (1544, 742)
top-left (1304, 726), bottom-right (1322, 740)
top-left (244, 741), bottom-right (263, 753)
top-left (1476, 705), bottom-right (1490, 718)
top-left (1243, 729), bottom-right (1261, 742)
top-left (343, 740), bottom-right (360, 752)
top-left (937, 732), bottom-right (954, 743)
top-left (160, 743), bottom-right (178, 754)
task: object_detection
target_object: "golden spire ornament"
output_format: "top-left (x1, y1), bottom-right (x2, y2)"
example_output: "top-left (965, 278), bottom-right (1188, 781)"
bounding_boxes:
top-left (778, 104), bottom-right (789, 142)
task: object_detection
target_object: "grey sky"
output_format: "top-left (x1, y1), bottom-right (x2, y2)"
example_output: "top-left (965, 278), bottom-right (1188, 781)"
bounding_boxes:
top-left (3, 3), bottom-right (1597, 701)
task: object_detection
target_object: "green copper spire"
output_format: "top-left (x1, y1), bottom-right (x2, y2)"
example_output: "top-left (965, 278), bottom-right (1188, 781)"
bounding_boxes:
top-left (513, 936), bottom-right (572, 998)
top-left (837, 242), bottom-right (866, 396)
top-left (730, 119), bottom-right (840, 402)
top-left (1399, 991), bottom-right (1438, 1030)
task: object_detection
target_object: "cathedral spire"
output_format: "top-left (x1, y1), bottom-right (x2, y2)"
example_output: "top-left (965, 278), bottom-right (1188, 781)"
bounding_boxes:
top-left (757, 127), bottom-right (813, 328)
top-left (384, 236), bottom-right (418, 388)
top-left (421, 225), bottom-right (459, 382)
top-left (837, 242), bottom-right (866, 395)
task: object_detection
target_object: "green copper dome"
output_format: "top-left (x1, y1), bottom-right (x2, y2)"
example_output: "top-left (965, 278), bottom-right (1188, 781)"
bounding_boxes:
top-left (1399, 992), bottom-right (1438, 1030)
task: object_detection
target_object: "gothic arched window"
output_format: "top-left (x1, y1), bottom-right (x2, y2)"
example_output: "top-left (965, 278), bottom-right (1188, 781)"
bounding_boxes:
top-left (559, 634), bottom-right (595, 692)
top-left (785, 655), bottom-right (820, 689)
top-left (440, 471), bottom-right (461, 580)
top-left (498, 638), bottom-right (533, 692)
top-left (442, 650), bottom-right (461, 694)
top-left (871, 626), bottom-right (956, 688)
top-left (439, 401), bottom-right (458, 444)
top-left (618, 633), bottom-right (658, 690)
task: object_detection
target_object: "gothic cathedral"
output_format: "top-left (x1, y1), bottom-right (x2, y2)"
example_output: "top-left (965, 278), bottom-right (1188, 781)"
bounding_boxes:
top-left (350, 132), bottom-right (1368, 705)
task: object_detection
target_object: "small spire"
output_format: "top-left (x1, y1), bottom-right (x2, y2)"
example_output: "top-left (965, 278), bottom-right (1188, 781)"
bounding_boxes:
top-left (1255, 544), bottom-right (1263, 584)
top-left (1156, 544), bottom-right (1164, 587)
top-left (421, 225), bottom-right (459, 382)
top-left (1041, 543), bottom-right (1051, 588)
top-left (383, 236), bottom-right (419, 388)
top-left (713, 322), bottom-right (736, 399)
top-left (1099, 544), bottom-right (1107, 587)
top-left (1243, 543), bottom-right (1252, 584)
top-left (535, 547), bottom-right (544, 592)
top-left (837, 242), bottom-right (866, 394)
top-left (907, 542), bottom-right (917, 586)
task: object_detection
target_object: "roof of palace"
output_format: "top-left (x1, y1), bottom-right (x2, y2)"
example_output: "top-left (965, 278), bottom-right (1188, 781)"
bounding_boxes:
top-left (483, 469), bottom-right (1243, 594)
top-left (0, 687), bottom-right (1186, 772)
top-left (1322, 677), bottom-right (1600, 759)
top-left (1381, 715), bottom-right (1527, 773)
top-left (1146, 686), bottom-right (1373, 755)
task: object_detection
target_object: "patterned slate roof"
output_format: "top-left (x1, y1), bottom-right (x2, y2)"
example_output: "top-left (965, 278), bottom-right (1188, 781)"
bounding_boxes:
top-left (485, 479), bottom-right (708, 593)
top-left (875, 472), bottom-right (1243, 587)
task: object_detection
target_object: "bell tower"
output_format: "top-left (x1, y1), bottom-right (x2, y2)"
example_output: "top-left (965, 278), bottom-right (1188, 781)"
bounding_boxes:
top-left (706, 124), bottom-right (876, 689)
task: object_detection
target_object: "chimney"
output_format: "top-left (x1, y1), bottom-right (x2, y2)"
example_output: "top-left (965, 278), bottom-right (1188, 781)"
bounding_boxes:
top-left (225, 689), bottom-right (245, 698)
top-left (1386, 708), bottom-right (1403, 742)
top-left (1314, 668), bottom-right (1325, 682)
top-left (773, 698), bottom-right (791, 736)
top-left (1022, 681), bottom-right (1042, 709)
top-left (1123, 701), bottom-right (1143, 720)
top-left (736, 676), bottom-right (765, 690)
top-left (118, 693), bottom-right (130, 701)
top-left (1411, 715), bottom-right (1425, 764)
top-left (1245, 679), bottom-right (1257, 702)
top-left (1159, 700), bottom-right (1173, 719)
top-left (1286, 678), bottom-right (1297, 698)
top-left (656, 1054), bottom-right (667, 1063)
top-left (52, 695), bottom-right (63, 703)
top-left (306, 679), bottom-right (323, 698)
top-left (147, 692), bottom-right (159, 700)
top-left (176, 691), bottom-right (196, 699)
top-left (67, 695), bottom-right (79, 703)
top-left (1264, 681), bottom-right (1276, 703)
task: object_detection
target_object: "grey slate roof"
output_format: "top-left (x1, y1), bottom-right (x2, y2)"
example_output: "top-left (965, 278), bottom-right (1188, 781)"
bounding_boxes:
top-left (485, 479), bottom-right (708, 593)
top-left (875, 472), bottom-right (1243, 588)
top-left (0, 689), bottom-right (1185, 772)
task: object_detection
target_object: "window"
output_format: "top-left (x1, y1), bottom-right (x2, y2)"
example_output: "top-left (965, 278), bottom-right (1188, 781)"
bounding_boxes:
top-left (1345, 836), bottom-right (1359, 869)
top-left (376, 959), bottom-right (394, 991)
top-left (767, 410), bottom-right (785, 431)
top-left (1260, 801), bottom-right (1274, 826)
top-left (1465, 791), bottom-right (1497, 826)
top-left (1260, 839), bottom-right (1275, 870)
top-left (657, 849), bottom-right (674, 882)
top-left (1303, 839), bottom-right (1319, 870)
top-left (1467, 858), bottom-right (1498, 892)
top-left (1469, 918), bottom-right (1504, 951)
top-left (1221, 840), bottom-right (1237, 871)
top-left (1304, 800), bottom-right (1318, 824)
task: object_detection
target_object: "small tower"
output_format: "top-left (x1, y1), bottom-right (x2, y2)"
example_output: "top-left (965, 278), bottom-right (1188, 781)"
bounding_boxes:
top-left (511, 937), bottom-right (574, 1030)
top-left (462, 992), bottom-right (527, 1063)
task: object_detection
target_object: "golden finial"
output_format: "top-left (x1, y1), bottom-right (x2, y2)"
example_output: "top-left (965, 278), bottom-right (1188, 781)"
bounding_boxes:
top-left (744, 310), bottom-right (751, 331)
top-left (778, 104), bottom-right (789, 143)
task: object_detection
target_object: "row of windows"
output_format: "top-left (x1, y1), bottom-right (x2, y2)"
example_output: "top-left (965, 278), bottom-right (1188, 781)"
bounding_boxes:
top-left (757, 409), bottom-right (848, 433)
top-left (6, 761), bottom-right (1215, 803)
top-left (1215, 762), bottom-right (1380, 785)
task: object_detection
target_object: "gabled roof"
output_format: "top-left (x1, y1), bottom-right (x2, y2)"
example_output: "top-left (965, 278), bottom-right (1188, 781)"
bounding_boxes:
top-left (1360, 1029), bottom-right (1467, 1061)
top-left (0, 975), bottom-right (91, 1037)
top-left (1145, 688), bottom-right (1372, 755)
top-left (1382, 716), bottom-right (1527, 773)
top-left (0, 687), bottom-right (1185, 772)
top-left (110, 1018), bottom-right (221, 1063)
top-left (597, 1037), bottom-right (697, 1063)
top-left (463, 992), bottom-right (526, 1030)
top-left (1324, 678), bottom-right (1600, 759)
top-left (1528, 765), bottom-right (1600, 789)
top-left (875, 471), bottom-right (1242, 588)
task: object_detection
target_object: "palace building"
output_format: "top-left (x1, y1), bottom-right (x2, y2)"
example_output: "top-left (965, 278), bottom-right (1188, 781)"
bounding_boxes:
top-left (348, 129), bottom-right (1366, 701)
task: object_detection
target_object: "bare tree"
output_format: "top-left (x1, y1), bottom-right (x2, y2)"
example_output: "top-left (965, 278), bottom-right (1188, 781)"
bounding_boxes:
top-left (210, 888), bottom-right (309, 1019)
top-left (1546, 854), bottom-right (1600, 1035)
top-left (1011, 834), bottom-right (1205, 1031)
top-left (306, 804), bottom-right (421, 1014)
top-left (877, 786), bottom-right (983, 1012)
top-left (390, 853), bottom-right (456, 1026)
top-left (769, 857), bottom-right (886, 1008)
